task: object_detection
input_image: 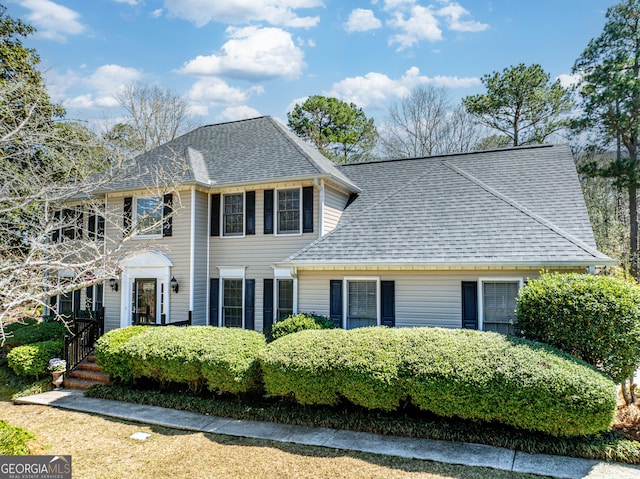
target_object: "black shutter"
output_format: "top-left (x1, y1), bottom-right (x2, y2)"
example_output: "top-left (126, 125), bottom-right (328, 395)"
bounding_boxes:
top-left (86, 286), bottom-right (93, 310)
top-left (210, 194), bottom-right (220, 237)
top-left (209, 279), bottom-right (219, 326)
top-left (330, 280), bottom-right (343, 328)
top-left (76, 210), bottom-right (83, 239)
top-left (245, 279), bottom-right (255, 330)
top-left (51, 211), bottom-right (60, 243)
top-left (88, 214), bottom-right (96, 240)
top-left (302, 186), bottom-right (313, 233)
top-left (163, 193), bottom-right (173, 237)
top-left (264, 189), bottom-right (274, 234)
top-left (381, 281), bottom-right (395, 327)
top-left (461, 281), bottom-right (478, 330)
top-left (263, 279), bottom-right (274, 331)
top-left (246, 191), bottom-right (255, 235)
top-left (73, 289), bottom-right (81, 314)
top-left (123, 197), bottom-right (132, 234)
top-left (97, 214), bottom-right (105, 240)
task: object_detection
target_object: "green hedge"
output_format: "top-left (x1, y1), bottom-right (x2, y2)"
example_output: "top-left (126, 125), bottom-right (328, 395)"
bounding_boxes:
top-left (270, 313), bottom-right (335, 341)
top-left (6, 340), bottom-right (63, 377)
top-left (96, 326), bottom-right (265, 394)
top-left (0, 420), bottom-right (35, 455)
top-left (4, 321), bottom-right (66, 348)
top-left (4, 318), bottom-right (38, 336)
top-left (516, 273), bottom-right (640, 383)
top-left (260, 327), bottom-right (617, 436)
top-left (95, 326), bottom-right (149, 382)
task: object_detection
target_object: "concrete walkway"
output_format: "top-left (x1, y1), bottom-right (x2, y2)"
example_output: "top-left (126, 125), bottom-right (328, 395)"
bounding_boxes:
top-left (14, 390), bottom-right (640, 479)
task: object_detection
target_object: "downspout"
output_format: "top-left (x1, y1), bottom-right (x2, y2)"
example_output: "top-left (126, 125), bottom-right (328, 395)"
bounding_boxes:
top-left (317, 178), bottom-right (325, 239)
top-left (189, 187), bottom-right (196, 315)
top-left (206, 190), bottom-right (211, 326)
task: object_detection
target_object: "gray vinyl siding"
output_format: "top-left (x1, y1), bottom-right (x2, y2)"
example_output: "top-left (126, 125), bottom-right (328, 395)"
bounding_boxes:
top-left (323, 185), bottom-right (349, 235)
top-left (102, 189), bottom-right (192, 332)
top-left (210, 183), bottom-right (319, 331)
top-left (192, 190), bottom-right (209, 325)
top-left (297, 269), bottom-right (550, 329)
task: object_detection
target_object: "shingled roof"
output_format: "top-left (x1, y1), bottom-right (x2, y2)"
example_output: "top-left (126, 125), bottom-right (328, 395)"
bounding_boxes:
top-left (99, 116), bottom-right (360, 193)
top-left (283, 144), bottom-right (614, 268)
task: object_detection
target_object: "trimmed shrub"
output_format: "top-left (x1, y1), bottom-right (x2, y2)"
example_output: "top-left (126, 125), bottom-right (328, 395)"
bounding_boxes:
top-left (6, 340), bottom-right (63, 377)
top-left (4, 321), bottom-right (66, 348)
top-left (4, 318), bottom-right (38, 336)
top-left (516, 273), bottom-right (640, 383)
top-left (94, 326), bottom-right (149, 382)
top-left (260, 327), bottom-right (617, 436)
top-left (97, 326), bottom-right (266, 394)
top-left (0, 420), bottom-right (35, 455)
top-left (270, 313), bottom-right (336, 341)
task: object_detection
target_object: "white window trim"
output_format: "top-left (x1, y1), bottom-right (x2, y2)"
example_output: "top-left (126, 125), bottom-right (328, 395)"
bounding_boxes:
top-left (221, 191), bottom-right (246, 238)
top-left (477, 277), bottom-right (523, 332)
top-left (274, 186), bottom-right (302, 236)
top-left (343, 277), bottom-right (381, 330)
top-left (133, 195), bottom-right (163, 239)
top-left (273, 267), bottom-right (298, 322)
top-left (217, 266), bottom-right (246, 327)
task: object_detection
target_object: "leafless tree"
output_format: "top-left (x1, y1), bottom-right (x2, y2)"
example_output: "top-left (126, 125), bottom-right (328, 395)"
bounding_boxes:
top-left (0, 79), bottom-right (187, 344)
top-left (379, 85), bottom-right (482, 159)
top-left (116, 82), bottom-right (200, 153)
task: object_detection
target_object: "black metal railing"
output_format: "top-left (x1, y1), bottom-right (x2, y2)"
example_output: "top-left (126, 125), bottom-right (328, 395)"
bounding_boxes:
top-left (64, 315), bottom-right (101, 372)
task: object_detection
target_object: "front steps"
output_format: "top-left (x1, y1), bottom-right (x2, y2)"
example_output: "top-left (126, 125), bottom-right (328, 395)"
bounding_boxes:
top-left (63, 355), bottom-right (110, 390)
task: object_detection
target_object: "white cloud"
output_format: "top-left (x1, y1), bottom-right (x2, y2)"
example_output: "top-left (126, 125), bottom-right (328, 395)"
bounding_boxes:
top-left (18, 0), bottom-right (84, 43)
top-left (286, 96), bottom-right (309, 114)
top-left (151, 8), bottom-right (164, 18)
top-left (558, 73), bottom-right (581, 88)
top-left (345, 9), bottom-right (382, 33)
top-left (387, 4), bottom-right (441, 50)
top-left (113, 0), bottom-right (139, 4)
top-left (216, 105), bottom-right (262, 122)
top-left (437, 3), bottom-right (489, 32)
top-left (54, 64), bottom-right (143, 109)
top-left (185, 78), bottom-right (264, 118)
top-left (326, 66), bottom-right (480, 108)
top-left (179, 26), bottom-right (305, 81)
top-left (163, 0), bottom-right (321, 28)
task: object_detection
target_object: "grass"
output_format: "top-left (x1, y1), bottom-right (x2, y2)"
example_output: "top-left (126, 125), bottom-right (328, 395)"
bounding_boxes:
top-left (85, 381), bottom-right (640, 465)
top-left (0, 400), bottom-right (547, 479)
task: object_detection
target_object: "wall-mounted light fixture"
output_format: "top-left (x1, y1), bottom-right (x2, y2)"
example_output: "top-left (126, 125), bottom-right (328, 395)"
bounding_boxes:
top-left (170, 276), bottom-right (179, 294)
top-left (109, 278), bottom-right (119, 292)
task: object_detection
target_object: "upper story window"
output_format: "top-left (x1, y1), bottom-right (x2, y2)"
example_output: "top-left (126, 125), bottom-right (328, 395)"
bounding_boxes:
top-left (277, 188), bottom-right (301, 234)
top-left (136, 196), bottom-right (162, 236)
top-left (223, 193), bottom-right (244, 237)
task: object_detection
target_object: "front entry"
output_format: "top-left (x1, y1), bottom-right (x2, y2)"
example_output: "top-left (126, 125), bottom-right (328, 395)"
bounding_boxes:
top-left (133, 278), bottom-right (157, 325)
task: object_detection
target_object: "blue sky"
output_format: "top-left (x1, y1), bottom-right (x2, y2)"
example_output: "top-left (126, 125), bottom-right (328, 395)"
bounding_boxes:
top-left (6, 0), bottom-right (619, 130)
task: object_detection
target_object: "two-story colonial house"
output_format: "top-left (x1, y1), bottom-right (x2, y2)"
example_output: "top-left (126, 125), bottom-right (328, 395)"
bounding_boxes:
top-left (54, 116), bottom-right (615, 335)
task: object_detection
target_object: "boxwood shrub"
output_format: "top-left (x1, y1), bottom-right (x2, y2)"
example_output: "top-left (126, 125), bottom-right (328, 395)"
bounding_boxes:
top-left (97, 326), bottom-right (266, 394)
top-left (516, 273), bottom-right (640, 383)
top-left (4, 321), bottom-right (66, 348)
top-left (95, 326), bottom-right (149, 382)
top-left (260, 327), bottom-right (617, 436)
top-left (270, 313), bottom-right (335, 341)
top-left (6, 340), bottom-right (63, 377)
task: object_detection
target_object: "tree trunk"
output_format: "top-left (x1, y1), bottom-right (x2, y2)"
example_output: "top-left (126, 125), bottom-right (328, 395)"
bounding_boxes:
top-left (630, 185), bottom-right (639, 280)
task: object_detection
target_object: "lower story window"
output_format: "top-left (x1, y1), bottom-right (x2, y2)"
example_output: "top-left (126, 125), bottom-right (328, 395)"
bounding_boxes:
top-left (223, 278), bottom-right (243, 327)
top-left (482, 281), bottom-right (519, 335)
top-left (347, 280), bottom-right (377, 329)
top-left (277, 279), bottom-right (293, 321)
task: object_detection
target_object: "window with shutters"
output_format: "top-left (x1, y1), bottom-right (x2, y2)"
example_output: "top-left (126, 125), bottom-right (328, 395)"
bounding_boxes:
top-left (480, 280), bottom-right (521, 335)
top-left (53, 206), bottom-right (83, 242)
top-left (276, 188), bottom-right (301, 234)
top-left (276, 279), bottom-right (294, 320)
top-left (223, 193), bottom-right (244, 237)
top-left (222, 278), bottom-right (243, 328)
top-left (345, 278), bottom-right (379, 329)
top-left (135, 196), bottom-right (162, 236)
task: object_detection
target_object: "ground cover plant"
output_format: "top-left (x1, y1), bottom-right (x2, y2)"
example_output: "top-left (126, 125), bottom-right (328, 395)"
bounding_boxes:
top-left (0, 419), bottom-right (35, 455)
top-left (85, 382), bottom-right (640, 465)
top-left (260, 327), bottom-right (617, 436)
